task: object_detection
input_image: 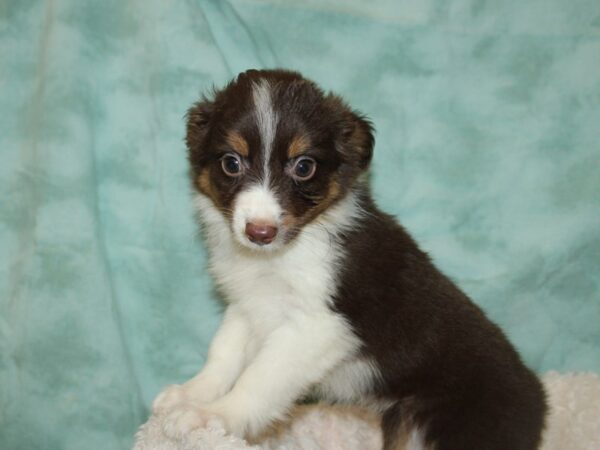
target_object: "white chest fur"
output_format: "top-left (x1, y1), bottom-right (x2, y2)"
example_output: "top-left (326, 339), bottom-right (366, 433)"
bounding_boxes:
top-left (191, 192), bottom-right (380, 417)
top-left (213, 228), bottom-right (338, 329)
top-left (194, 192), bottom-right (358, 334)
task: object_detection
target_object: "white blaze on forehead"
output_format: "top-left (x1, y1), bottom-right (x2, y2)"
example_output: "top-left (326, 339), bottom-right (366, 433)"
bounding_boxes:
top-left (232, 183), bottom-right (282, 248)
top-left (252, 79), bottom-right (278, 184)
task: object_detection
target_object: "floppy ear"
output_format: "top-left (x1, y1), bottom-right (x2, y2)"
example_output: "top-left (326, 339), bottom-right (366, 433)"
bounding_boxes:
top-left (325, 93), bottom-right (374, 174)
top-left (186, 98), bottom-right (214, 169)
top-left (339, 111), bottom-right (375, 171)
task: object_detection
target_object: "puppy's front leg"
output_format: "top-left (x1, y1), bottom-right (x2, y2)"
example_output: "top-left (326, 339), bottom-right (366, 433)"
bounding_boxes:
top-left (198, 313), bottom-right (356, 437)
top-left (153, 305), bottom-right (250, 412)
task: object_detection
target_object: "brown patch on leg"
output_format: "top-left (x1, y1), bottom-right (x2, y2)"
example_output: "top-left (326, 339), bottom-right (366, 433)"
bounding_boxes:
top-left (226, 131), bottom-right (249, 157)
top-left (384, 425), bottom-right (426, 450)
top-left (287, 134), bottom-right (311, 159)
top-left (383, 425), bottom-right (435, 450)
top-left (382, 401), bottom-right (435, 450)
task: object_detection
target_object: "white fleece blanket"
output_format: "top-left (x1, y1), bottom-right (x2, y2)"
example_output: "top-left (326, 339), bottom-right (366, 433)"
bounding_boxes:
top-left (133, 372), bottom-right (600, 450)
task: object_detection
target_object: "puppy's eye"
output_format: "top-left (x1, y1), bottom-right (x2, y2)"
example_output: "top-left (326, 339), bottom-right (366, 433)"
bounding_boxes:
top-left (291, 157), bottom-right (317, 181)
top-left (221, 153), bottom-right (243, 177)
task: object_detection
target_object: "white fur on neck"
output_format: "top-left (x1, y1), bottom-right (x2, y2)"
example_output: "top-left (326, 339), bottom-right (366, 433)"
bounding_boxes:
top-left (193, 190), bottom-right (364, 298)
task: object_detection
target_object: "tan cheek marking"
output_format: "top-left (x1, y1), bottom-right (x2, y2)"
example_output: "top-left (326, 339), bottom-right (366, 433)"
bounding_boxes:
top-left (226, 131), bottom-right (249, 157)
top-left (290, 178), bottom-right (343, 230)
top-left (196, 169), bottom-right (221, 207)
top-left (281, 214), bottom-right (299, 230)
top-left (312, 178), bottom-right (341, 216)
top-left (326, 180), bottom-right (341, 203)
top-left (287, 134), bottom-right (311, 159)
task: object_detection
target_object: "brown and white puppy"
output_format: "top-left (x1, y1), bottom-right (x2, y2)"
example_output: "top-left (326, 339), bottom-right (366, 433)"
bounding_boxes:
top-left (153, 69), bottom-right (547, 450)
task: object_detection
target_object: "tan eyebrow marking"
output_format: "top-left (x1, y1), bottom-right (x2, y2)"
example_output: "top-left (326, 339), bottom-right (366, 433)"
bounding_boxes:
top-left (287, 134), bottom-right (311, 159)
top-left (226, 131), bottom-right (249, 157)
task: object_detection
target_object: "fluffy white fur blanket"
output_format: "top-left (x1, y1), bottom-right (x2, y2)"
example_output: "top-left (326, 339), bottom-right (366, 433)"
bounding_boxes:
top-left (133, 372), bottom-right (600, 450)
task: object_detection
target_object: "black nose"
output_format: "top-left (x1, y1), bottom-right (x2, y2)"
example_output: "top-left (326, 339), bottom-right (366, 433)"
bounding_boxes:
top-left (245, 222), bottom-right (278, 245)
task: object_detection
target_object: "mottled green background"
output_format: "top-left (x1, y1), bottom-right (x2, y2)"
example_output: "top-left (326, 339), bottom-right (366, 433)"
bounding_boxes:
top-left (1, 0), bottom-right (599, 449)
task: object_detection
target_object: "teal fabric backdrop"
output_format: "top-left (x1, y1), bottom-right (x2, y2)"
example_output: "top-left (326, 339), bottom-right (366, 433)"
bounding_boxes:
top-left (1, 1), bottom-right (599, 448)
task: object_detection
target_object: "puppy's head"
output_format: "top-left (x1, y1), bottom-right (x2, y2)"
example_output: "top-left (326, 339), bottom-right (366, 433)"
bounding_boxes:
top-left (187, 69), bottom-right (374, 251)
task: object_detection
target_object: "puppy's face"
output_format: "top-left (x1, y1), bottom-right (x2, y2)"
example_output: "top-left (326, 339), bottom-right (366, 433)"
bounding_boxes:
top-left (186, 70), bottom-right (374, 251)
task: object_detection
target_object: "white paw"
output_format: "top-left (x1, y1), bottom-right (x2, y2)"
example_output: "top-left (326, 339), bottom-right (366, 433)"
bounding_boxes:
top-left (152, 384), bottom-right (187, 413)
top-left (162, 403), bottom-right (224, 439)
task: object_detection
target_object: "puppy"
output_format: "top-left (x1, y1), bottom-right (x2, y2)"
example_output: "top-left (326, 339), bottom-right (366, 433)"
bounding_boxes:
top-left (153, 69), bottom-right (547, 450)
